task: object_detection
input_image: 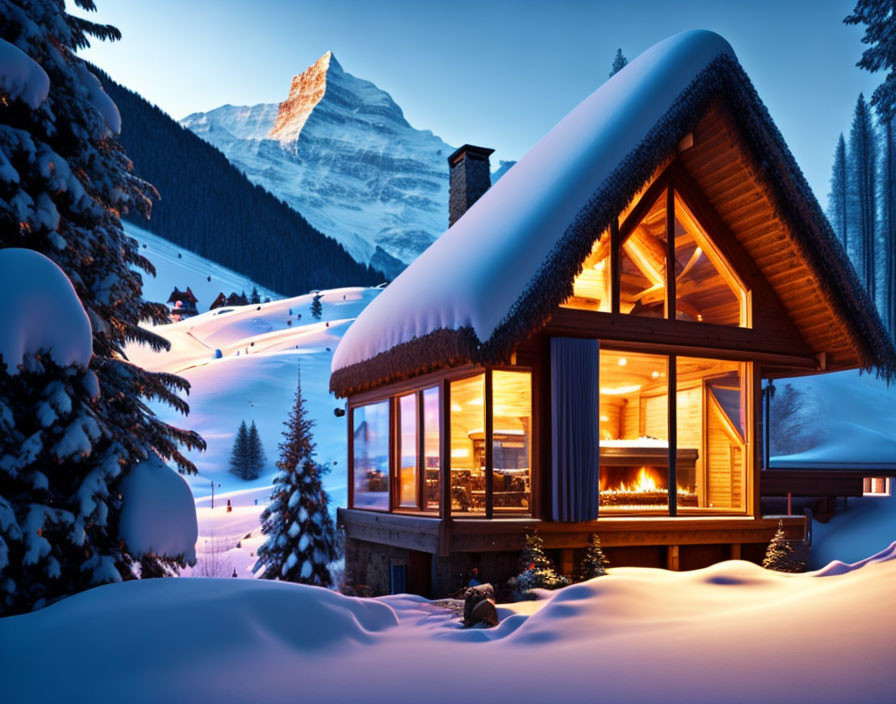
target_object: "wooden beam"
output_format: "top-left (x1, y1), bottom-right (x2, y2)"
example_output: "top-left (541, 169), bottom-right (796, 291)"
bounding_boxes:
top-left (545, 308), bottom-right (817, 365)
top-left (666, 185), bottom-right (676, 320)
top-left (417, 389), bottom-right (425, 511)
top-left (347, 406), bottom-right (354, 509)
top-left (667, 545), bottom-right (680, 571)
top-left (619, 169), bottom-right (670, 243)
top-left (760, 470), bottom-right (865, 497)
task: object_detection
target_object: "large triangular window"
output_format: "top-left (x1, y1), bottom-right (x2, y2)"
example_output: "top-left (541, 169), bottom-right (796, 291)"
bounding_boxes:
top-left (563, 171), bottom-right (749, 327)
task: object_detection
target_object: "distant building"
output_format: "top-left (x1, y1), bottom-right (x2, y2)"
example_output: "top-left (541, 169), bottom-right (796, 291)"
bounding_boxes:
top-left (167, 287), bottom-right (198, 320)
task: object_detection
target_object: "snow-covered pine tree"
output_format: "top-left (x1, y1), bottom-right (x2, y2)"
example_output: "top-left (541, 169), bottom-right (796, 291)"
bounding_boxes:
top-left (511, 532), bottom-right (568, 599)
top-left (228, 421), bottom-right (249, 478)
top-left (579, 533), bottom-right (610, 580)
top-left (610, 48), bottom-right (628, 77)
top-left (848, 94), bottom-right (878, 298)
top-left (881, 117), bottom-right (896, 335)
top-left (254, 368), bottom-right (337, 586)
top-left (0, 0), bottom-right (203, 613)
top-left (827, 134), bottom-right (850, 249)
top-left (250, 286), bottom-right (260, 304)
top-left (762, 520), bottom-right (805, 573)
top-left (311, 292), bottom-right (323, 320)
top-left (246, 421), bottom-right (266, 480)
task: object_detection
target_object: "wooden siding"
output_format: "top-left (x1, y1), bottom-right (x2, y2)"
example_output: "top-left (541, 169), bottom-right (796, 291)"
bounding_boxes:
top-left (678, 104), bottom-right (861, 372)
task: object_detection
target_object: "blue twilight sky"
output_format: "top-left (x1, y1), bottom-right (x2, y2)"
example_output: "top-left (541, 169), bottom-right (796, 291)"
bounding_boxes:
top-left (74, 0), bottom-right (881, 203)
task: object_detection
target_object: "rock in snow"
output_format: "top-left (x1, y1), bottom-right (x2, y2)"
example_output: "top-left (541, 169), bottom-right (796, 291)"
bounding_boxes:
top-left (0, 248), bottom-right (92, 373)
top-left (119, 453), bottom-right (198, 563)
top-left (332, 30), bottom-right (734, 373)
top-left (181, 51), bottom-right (454, 274)
top-left (0, 37), bottom-right (50, 109)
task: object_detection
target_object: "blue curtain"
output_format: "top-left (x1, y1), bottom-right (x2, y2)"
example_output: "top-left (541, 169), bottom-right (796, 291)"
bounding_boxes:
top-left (551, 337), bottom-right (600, 522)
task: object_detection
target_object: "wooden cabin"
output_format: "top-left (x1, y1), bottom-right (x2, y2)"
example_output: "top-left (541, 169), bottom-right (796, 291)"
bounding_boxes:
top-left (167, 286), bottom-right (198, 320)
top-left (329, 31), bottom-right (896, 597)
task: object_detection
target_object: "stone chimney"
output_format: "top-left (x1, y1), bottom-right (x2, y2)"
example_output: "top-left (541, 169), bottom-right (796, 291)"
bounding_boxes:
top-left (448, 144), bottom-right (494, 227)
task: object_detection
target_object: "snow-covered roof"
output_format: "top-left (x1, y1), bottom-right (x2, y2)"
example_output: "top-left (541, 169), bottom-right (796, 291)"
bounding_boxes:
top-left (331, 30), bottom-right (896, 395)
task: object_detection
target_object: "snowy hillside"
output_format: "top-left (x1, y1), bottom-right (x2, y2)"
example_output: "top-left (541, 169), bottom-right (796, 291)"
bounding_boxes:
top-left (127, 223), bottom-right (279, 313)
top-left (182, 52), bottom-right (454, 275)
top-left (2, 543), bottom-right (895, 704)
top-left (124, 233), bottom-right (381, 575)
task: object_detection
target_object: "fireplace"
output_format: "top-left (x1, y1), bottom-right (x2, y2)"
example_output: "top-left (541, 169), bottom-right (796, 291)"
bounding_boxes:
top-left (599, 446), bottom-right (698, 510)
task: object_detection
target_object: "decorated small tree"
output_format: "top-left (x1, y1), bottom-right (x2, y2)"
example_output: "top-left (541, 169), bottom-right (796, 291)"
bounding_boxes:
top-left (510, 532), bottom-right (568, 599)
top-left (579, 533), bottom-right (610, 580)
top-left (762, 520), bottom-right (805, 573)
top-left (254, 368), bottom-right (337, 585)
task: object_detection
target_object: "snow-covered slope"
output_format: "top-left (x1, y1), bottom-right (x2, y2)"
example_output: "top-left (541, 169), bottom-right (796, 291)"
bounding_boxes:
top-left (181, 52), bottom-right (454, 275)
top-left (2, 544), bottom-right (895, 704)
top-left (127, 223), bottom-right (279, 313)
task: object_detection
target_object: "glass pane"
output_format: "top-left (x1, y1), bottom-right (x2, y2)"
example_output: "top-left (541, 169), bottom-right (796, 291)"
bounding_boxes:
top-left (677, 357), bottom-right (747, 512)
top-left (673, 195), bottom-right (746, 326)
top-left (620, 191), bottom-right (667, 317)
top-left (599, 349), bottom-right (669, 513)
top-left (561, 230), bottom-right (612, 312)
top-left (492, 370), bottom-right (532, 513)
top-left (398, 393), bottom-right (417, 508)
top-left (450, 375), bottom-right (485, 514)
top-left (352, 401), bottom-right (390, 510)
top-left (423, 387), bottom-right (440, 510)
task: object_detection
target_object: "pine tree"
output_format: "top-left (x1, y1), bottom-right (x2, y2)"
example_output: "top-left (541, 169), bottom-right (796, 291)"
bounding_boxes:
top-left (254, 368), bottom-right (337, 585)
top-left (762, 520), bottom-right (805, 573)
top-left (511, 532), bottom-right (568, 599)
top-left (882, 116), bottom-right (896, 334)
top-left (610, 48), bottom-right (628, 77)
top-left (311, 292), bottom-right (323, 320)
top-left (250, 286), bottom-right (260, 305)
top-left (848, 94), bottom-right (878, 297)
top-left (246, 421), bottom-right (266, 480)
top-left (229, 421), bottom-right (249, 478)
top-left (828, 134), bottom-right (850, 248)
top-left (0, 0), bottom-right (203, 614)
top-left (579, 533), bottom-right (610, 580)
top-left (845, 1), bottom-right (896, 123)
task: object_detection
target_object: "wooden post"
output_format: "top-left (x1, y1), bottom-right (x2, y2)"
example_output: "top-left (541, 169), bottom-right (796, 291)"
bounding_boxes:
top-left (485, 368), bottom-right (494, 519)
top-left (668, 354), bottom-right (678, 517)
top-left (417, 390), bottom-right (425, 510)
top-left (347, 407), bottom-right (354, 509)
top-left (666, 185), bottom-right (676, 320)
top-left (561, 548), bottom-right (574, 578)
top-left (610, 218), bottom-right (620, 315)
top-left (667, 545), bottom-right (680, 571)
top-left (730, 543), bottom-right (742, 560)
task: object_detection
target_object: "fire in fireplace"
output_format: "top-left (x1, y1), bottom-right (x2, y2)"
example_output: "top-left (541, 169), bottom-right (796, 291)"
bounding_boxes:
top-left (600, 464), bottom-right (698, 509)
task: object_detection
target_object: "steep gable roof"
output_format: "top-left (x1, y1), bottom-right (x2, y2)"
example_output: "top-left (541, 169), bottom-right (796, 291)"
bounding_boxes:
top-left (331, 30), bottom-right (896, 396)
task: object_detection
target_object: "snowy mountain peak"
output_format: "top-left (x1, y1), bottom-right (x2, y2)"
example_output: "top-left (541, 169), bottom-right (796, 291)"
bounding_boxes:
top-left (182, 53), bottom-right (455, 274)
top-left (269, 51), bottom-right (337, 143)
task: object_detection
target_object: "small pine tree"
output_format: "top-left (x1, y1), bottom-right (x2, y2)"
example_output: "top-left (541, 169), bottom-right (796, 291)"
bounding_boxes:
top-left (249, 286), bottom-right (260, 304)
top-left (246, 421), bottom-right (266, 480)
top-left (579, 533), bottom-right (610, 580)
top-left (229, 421), bottom-right (249, 478)
top-left (311, 292), bottom-right (323, 320)
top-left (610, 48), bottom-right (628, 77)
top-left (511, 532), bottom-right (568, 599)
top-left (255, 368), bottom-right (338, 585)
top-left (762, 520), bottom-right (805, 573)
top-left (827, 134), bottom-right (849, 249)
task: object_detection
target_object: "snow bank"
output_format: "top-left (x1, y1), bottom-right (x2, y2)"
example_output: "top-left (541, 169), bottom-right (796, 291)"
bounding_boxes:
top-left (0, 38), bottom-right (49, 109)
top-left (1, 547), bottom-right (894, 704)
top-left (333, 30), bottom-right (734, 372)
top-left (0, 248), bottom-right (92, 373)
top-left (119, 454), bottom-right (198, 562)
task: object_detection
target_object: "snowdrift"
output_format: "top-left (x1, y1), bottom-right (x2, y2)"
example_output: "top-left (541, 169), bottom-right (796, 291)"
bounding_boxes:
top-left (1, 546), bottom-right (894, 704)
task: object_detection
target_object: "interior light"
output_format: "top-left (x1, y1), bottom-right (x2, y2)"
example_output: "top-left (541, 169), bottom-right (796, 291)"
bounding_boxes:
top-left (451, 448), bottom-right (470, 458)
top-left (651, 371), bottom-right (660, 378)
top-left (600, 415), bottom-right (609, 422)
top-left (600, 384), bottom-right (642, 395)
top-left (618, 357), bottom-right (627, 366)
top-left (451, 403), bottom-right (463, 412)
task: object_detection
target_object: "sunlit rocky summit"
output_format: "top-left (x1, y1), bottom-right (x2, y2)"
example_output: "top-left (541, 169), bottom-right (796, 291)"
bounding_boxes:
top-left (182, 52), bottom-right (454, 276)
